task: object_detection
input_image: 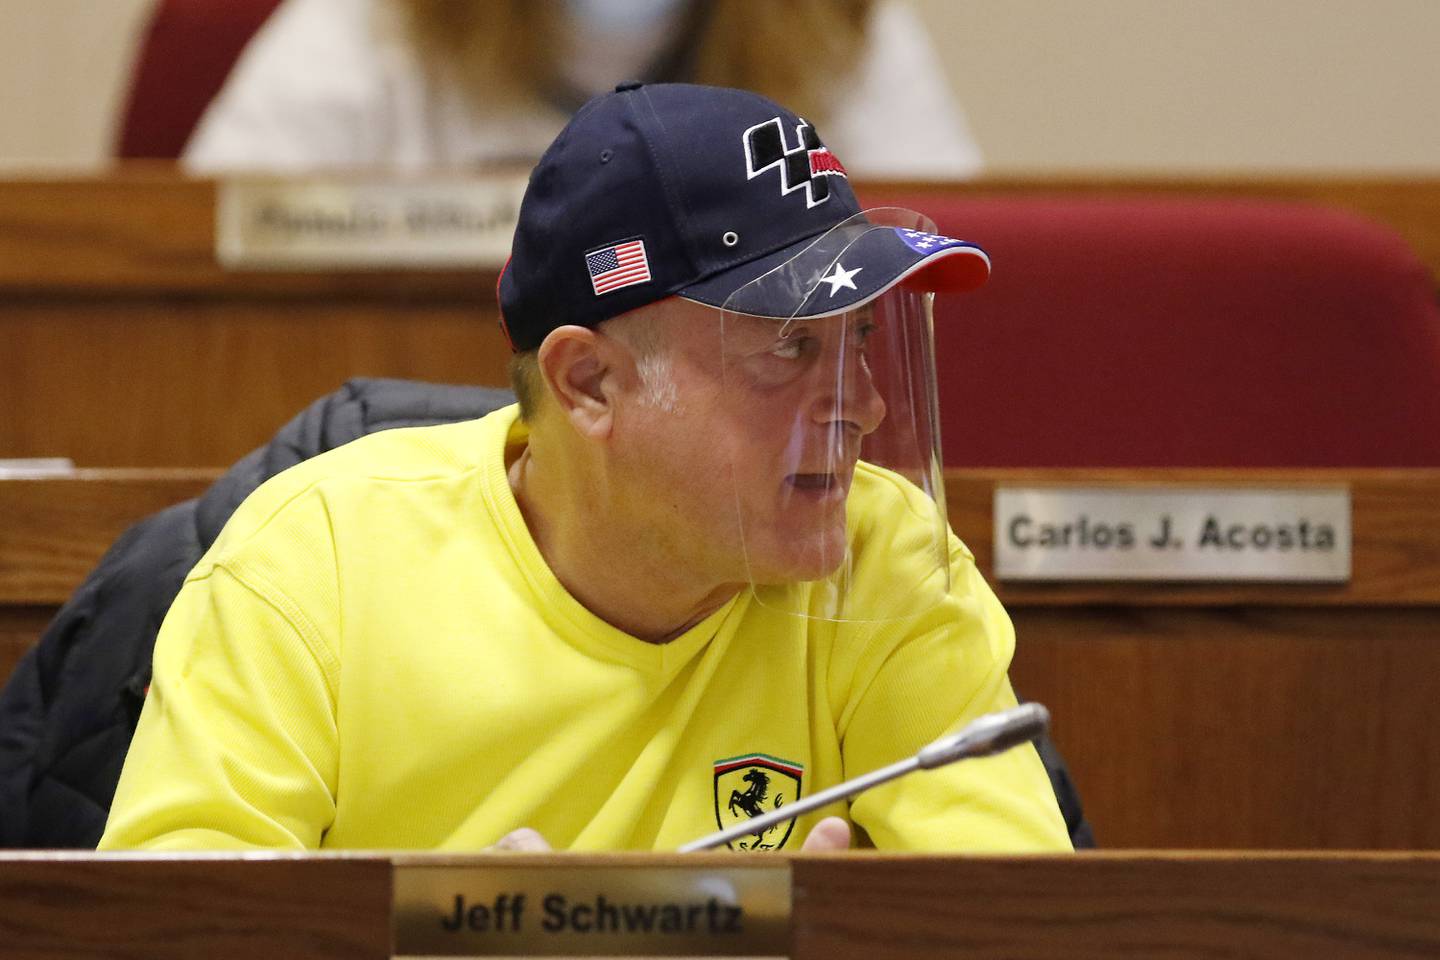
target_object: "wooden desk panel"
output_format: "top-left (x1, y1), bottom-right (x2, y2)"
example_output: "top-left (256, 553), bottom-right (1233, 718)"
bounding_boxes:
top-left (4, 175), bottom-right (1436, 292)
top-left (3, 470), bottom-right (1439, 850)
top-left (0, 469), bottom-right (215, 605)
top-left (0, 174), bottom-right (484, 296)
top-left (0, 175), bottom-right (510, 468)
top-left (791, 853), bottom-right (1440, 960)
top-left (2, 298), bottom-right (508, 467)
top-left (1009, 606), bottom-right (1440, 849)
top-left (4, 174), bottom-right (1440, 469)
top-left (0, 606), bottom-right (50, 689)
top-left (9, 469), bottom-right (1436, 609)
top-left (1, 853), bottom-right (1438, 960)
top-left (0, 853), bottom-right (391, 960)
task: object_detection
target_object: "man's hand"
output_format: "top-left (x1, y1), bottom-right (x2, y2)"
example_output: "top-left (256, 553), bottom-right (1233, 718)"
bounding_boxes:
top-left (801, 816), bottom-right (851, 851)
top-left (491, 818), bottom-right (850, 853)
top-left (490, 827), bottom-right (552, 852)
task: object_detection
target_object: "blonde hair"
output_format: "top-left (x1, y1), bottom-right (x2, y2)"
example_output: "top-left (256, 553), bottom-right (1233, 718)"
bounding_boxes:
top-left (400, 0), bottom-right (874, 125)
top-left (508, 349), bottom-right (544, 421)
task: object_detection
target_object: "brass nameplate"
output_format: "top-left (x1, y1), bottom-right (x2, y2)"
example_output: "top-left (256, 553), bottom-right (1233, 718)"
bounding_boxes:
top-left (994, 485), bottom-right (1351, 581)
top-left (393, 862), bottom-right (790, 957)
top-left (216, 176), bottom-right (526, 270)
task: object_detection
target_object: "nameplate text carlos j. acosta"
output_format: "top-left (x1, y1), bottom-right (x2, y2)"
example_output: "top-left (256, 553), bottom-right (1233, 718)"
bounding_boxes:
top-left (1007, 512), bottom-right (1339, 552)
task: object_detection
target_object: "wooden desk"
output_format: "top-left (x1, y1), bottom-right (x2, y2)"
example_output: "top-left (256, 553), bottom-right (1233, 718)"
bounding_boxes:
top-left (4, 469), bottom-right (1439, 851)
top-left (1, 852), bottom-right (1437, 959)
top-left (0, 175), bottom-right (509, 468)
top-left (2, 173), bottom-right (1439, 468)
top-left (0, 469), bottom-right (214, 684)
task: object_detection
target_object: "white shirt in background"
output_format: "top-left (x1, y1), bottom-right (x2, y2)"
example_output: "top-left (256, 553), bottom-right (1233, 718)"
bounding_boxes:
top-left (183, 0), bottom-right (983, 179)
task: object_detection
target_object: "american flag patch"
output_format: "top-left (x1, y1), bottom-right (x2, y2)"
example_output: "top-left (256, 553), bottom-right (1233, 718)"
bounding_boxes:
top-left (586, 239), bottom-right (651, 296)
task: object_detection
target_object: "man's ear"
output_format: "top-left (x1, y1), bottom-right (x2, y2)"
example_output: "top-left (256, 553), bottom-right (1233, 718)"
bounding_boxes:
top-left (537, 325), bottom-right (623, 439)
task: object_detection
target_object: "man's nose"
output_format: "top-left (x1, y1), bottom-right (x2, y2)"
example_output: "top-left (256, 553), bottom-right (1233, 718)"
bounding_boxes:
top-left (812, 348), bottom-right (887, 437)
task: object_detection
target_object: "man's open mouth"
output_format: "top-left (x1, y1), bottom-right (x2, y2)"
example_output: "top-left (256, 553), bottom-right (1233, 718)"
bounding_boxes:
top-left (787, 473), bottom-right (838, 489)
top-left (785, 472), bottom-right (850, 499)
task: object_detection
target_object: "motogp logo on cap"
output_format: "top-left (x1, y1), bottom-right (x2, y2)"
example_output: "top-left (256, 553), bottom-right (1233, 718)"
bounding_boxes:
top-left (743, 117), bottom-right (848, 209)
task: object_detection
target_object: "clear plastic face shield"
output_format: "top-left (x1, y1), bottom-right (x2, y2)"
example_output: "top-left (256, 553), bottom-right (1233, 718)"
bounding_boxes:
top-left (717, 208), bottom-right (988, 623)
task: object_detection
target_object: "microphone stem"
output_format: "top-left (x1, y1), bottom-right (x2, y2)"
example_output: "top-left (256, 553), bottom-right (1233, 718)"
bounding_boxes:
top-left (677, 703), bottom-right (1049, 853)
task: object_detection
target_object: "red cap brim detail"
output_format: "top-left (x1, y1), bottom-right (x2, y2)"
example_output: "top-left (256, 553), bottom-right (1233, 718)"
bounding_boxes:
top-left (902, 246), bottom-right (992, 294)
top-left (496, 256), bottom-right (518, 352)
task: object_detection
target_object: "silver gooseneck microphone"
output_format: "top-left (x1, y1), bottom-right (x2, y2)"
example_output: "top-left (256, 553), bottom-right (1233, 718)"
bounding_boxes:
top-left (678, 702), bottom-right (1051, 853)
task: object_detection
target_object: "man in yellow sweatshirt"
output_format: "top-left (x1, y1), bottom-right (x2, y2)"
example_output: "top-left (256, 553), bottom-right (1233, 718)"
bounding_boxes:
top-left (100, 83), bottom-right (1071, 854)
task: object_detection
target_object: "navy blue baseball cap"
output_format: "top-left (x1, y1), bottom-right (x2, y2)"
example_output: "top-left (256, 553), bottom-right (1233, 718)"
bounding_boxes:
top-left (497, 82), bottom-right (990, 352)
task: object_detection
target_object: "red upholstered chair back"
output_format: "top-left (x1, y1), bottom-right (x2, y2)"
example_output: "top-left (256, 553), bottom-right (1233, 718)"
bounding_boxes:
top-left (864, 194), bottom-right (1440, 467)
top-left (115, 0), bottom-right (283, 158)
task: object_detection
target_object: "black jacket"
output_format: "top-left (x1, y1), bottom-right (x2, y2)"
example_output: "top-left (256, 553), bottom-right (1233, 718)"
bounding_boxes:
top-left (0, 378), bottom-right (1091, 848)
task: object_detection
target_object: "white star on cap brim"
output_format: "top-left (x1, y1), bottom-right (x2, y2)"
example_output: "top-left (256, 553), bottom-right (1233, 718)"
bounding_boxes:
top-left (819, 262), bottom-right (862, 296)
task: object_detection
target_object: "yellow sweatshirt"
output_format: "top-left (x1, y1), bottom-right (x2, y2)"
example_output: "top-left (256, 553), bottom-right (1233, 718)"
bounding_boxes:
top-left (99, 405), bottom-right (1070, 852)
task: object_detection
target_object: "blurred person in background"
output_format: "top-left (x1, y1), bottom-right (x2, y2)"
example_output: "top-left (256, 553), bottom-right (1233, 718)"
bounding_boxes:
top-left (183, 0), bottom-right (982, 178)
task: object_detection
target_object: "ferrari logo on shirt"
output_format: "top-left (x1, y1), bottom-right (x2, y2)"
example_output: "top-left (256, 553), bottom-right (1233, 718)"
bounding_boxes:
top-left (712, 753), bottom-right (804, 850)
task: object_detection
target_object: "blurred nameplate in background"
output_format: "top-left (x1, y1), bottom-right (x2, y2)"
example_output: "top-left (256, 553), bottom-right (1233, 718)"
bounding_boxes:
top-left (216, 176), bottom-right (527, 270)
top-left (0, 459), bottom-right (75, 479)
top-left (994, 486), bottom-right (1351, 582)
